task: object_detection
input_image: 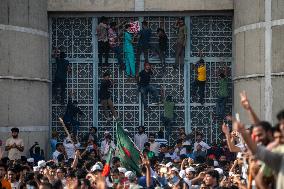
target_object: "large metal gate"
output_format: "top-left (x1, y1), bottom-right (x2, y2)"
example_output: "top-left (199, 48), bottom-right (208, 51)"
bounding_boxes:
top-left (50, 15), bottom-right (232, 144)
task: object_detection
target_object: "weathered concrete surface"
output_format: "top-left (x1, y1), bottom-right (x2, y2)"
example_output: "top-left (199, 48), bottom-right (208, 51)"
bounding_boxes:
top-left (272, 77), bottom-right (284, 123)
top-left (47, 0), bottom-right (233, 12)
top-left (144, 0), bottom-right (233, 11)
top-left (234, 28), bottom-right (265, 77)
top-left (0, 0), bottom-right (49, 157)
top-left (234, 0), bottom-right (264, 28)
top-left (48, 0), bottom-right (135, 11)
top-left (272, 25), bottom-right (284, 73)
top-left (272, 0), bottom-right (284, 20)
top-left (233, 78), bottom-right (265, 124)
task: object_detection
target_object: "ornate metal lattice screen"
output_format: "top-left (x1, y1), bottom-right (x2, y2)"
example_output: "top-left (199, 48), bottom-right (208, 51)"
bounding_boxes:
top-left (96, 17), bottom-right (185, 144)
top-left (51, 17), bottom-right (93, 141)
top-left (189, 16), bottom-right (233, 144)
top-left (50, 15), bottom-right (233, 145)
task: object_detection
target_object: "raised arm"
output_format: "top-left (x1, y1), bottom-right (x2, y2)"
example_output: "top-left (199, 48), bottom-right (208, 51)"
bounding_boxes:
top-left (240, 91), bottom-right (260, 125)
top-left (221, 123), bottom-right (241, 152)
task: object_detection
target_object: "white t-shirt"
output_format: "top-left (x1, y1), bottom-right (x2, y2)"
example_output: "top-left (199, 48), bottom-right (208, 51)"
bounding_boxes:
top-left (63, 139), bottom-right (80, 159)
top-left (193, 141), bottom-right (210, 152)
top-left (52, 150), bottom-right (61, 162)
top-left (10, 181), bottom-right (20, 189)
top-left (5, 137), bottom-right (24, 160)
top-left (134, 133), bottom-right (148, 151)
top-left (150, 142), bottom-right (160, 156)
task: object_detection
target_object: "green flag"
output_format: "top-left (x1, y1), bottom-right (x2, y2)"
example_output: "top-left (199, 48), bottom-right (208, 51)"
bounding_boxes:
top-left (116, 121), bottom-right (141, 176)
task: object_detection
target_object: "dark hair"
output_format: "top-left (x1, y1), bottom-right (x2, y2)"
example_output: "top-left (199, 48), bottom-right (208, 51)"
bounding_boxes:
top-left (90, 127), bottom-right (97, 132)
top-left (52, 179), bottom-right (63, 189)
top-left (142, 20), bottom-right (148, 26)
top-left (125, 24), bottom-right (131, 29)
top-left (110, 22), bottom-right (117, 27)
top-left (219, 73), bottom-right (226, 78)
top-left (149, 133), bottom-right (155, 138)
top-left (112, 157), bottom-right (120, 165)
top-left (272, 124), bottom-right (281, 134)
top-left (103, 71), bottom-right (111, 77)
top-left (0, 163), bottom-right (7, 171)
top-left (56, 143), bottom-right (63, 149)
top-left (59, 51), bottom-right (66, 59)
top-left (206, 170), bottom-right (220, 182)
top-left (11, 127), bottom-right (19, 133)
top-left (157, 28), bottom-right (165, 33)
top-left (277, 110), bottom-right (284, 121)
top-left (144, 142), bottom-right (150, 148)
top-left (176, 139), bottom-right (183, 145)
top-left (100, 16), bottom-right (107, 23)
top-left (196, 132), bottom-right (203, 137)
top-left (199, 59), bottom-right (205, 64)
top-left (254, 121), bottom-right (272, 133)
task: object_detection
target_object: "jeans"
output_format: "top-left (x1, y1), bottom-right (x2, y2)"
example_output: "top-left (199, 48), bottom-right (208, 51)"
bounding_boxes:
top-left (98, 41), bottom-right (109, 64)
top-left (111, 46), bottom-right (123, 65)
top-left (216, 97), bottom-right (227, 118)
top-left (140, 84), bottom-right (159, 107)
top-left (136, 46), bottom-right (149, 74)
top-left (191, 80), bottom-right (206, 104)
top-left (175, 42), bottom-right (185, 66)
top-left (161, 116), bottom-right (173, 140)
top-left (52, 78), bottom-right (67, 103)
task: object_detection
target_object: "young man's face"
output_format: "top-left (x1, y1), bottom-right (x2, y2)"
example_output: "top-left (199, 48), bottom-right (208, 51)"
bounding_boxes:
top-left (196, 135), bottom-right (202, 142)
top-left (8, 170), bottom-right (16, 182)
top-left (104, 75), bottom-right (110, 80)
top-left (145, 64), bottom-right (151, 70)
top-left (12, 131), bottom-right (18, 138)
top-left (252, 127), bottom-right (270, 145)
top-left (149, 136), bottom-right (155, 142)
top-left (204, 174), bottom-right (216, 186)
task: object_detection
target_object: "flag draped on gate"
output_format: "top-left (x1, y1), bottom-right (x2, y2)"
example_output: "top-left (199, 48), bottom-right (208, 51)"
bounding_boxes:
top-left (115, 121), bottom-right (141, 176)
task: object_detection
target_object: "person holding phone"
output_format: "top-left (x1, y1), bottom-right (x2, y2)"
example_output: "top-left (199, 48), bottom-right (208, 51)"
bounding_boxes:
top-left (5, 128), bottom-right (24, 161)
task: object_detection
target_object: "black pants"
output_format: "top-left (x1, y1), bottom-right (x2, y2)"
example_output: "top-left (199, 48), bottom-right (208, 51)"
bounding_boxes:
top-left (53, 78), bottom-right (67, 103)
top-left (192, 80), bottom-right (206, 104)
top-left (98, 41), bottom-right (109, 64)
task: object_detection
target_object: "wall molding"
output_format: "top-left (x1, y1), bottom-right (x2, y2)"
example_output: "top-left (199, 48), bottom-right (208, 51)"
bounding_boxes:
top-left (233, 72), bottom-right (284, 81)
top-left (0, 126), bottom-right (49, 132)
top-left (234, 18), bottom-right (284, 34)
top-left (0, 76), bottom-right (51, 83)
top-left (0, 24), bottom-right (48, 38)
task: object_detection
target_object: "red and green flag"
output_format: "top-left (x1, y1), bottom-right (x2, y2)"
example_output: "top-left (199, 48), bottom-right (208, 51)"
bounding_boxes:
top-left (115, 121), bottom-right (141, 176)
top-left (102, 148), bottom-right (113, 177)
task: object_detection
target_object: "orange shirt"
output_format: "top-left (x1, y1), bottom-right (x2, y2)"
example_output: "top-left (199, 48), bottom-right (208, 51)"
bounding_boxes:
top-left (1, 179), bottom-right (12, 189)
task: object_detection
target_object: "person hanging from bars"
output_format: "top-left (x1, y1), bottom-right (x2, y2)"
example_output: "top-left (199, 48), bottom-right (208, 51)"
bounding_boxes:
top-left (99, 70), bottom-right (118, 121)
top-left (157, 28), bottom-right (168, 66)
top-left (108, 20), bottom-right (127, 70)
top-left (136, 20), bottom-right (152, 75)
top-left (138, 62), bottom-right (160, 109)
top-left (191, 54), bottom-right (206, 105)
top-left (160, 86), bottom-right (175, 141)
top-left (52, 50), bottom-right (71, 105)
top-left (96, 16), bottom-right (110, 65)
top-left (63, 92), bottom-right (84, 136)
top-left (216, 65), bottom-right (229, 119)
top-left (174, 17), bottom-right (187, 69)
top-left (123, 24), bottom-right (136, 77)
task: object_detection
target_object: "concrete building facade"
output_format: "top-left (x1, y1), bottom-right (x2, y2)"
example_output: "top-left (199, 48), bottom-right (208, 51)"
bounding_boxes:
top-left (0, 0), bottom-right (283, 157)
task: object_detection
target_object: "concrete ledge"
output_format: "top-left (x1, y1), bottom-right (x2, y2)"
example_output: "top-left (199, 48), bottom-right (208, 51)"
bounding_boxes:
top-left (47, 0), bottom-right (233, 12)
top-left (48, 0), bottom-right (135, 11)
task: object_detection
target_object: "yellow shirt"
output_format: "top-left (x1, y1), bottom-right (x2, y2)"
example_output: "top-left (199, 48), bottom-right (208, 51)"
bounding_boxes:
top-left (197, 65), bottom-right (206, 81)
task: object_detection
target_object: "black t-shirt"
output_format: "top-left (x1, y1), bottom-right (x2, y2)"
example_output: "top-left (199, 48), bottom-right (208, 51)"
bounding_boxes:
top-left (139, 70), bottom-right (152, 87)
top-left (159, 34), bottom-right (168, 51)
top-left (55, 58), bottom-right (69, 80)
top-left (99, 79), bottom-right (112, 99)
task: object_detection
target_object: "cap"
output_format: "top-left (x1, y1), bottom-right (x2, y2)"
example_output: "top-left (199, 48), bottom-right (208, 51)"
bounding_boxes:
top-left (214, 168), bottom-right (224, 176)
top-left (182, 141), bottom-right (191, 146)
top-left (171, 167), bottom-right (179, 173)
top-left (165, 162), bottom-right (173, 168)
top-left (214, 160), bottom-right (219, 167)
top-left (185, 167), bottom-right (196, 174)
top-left (125, 171), bottom-right (136, 180)
top-left (27, 158), bottom-right (34, 163)
top-left (91, 165), bottom-right (102, 172)
top-left (95, 162), bottom-right (103, 169)
top-left (118, 167), bottom-right (127, 174)
top-left (104, 131), bottom-right (110, 135)
top-left (38, 160), bottom-right (46, 168)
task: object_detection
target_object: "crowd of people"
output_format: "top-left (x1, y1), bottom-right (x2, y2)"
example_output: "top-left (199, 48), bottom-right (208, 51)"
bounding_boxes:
top-left (0, 90), bottom-right (283, 189)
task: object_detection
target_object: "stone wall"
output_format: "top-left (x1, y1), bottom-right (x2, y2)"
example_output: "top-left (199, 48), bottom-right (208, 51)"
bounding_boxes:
top-left (0, 0), bottom-right (49, 157)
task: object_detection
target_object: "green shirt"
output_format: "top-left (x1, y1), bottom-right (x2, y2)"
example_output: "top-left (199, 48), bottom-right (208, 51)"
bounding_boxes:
top-left (218, 78), bottom-right (229, 97)
top-left (164, 100), bottom-right (175, 119)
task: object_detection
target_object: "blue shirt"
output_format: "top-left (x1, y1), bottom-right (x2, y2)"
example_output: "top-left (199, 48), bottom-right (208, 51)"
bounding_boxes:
top-left (50, 139), bottom-right (57, 153)
top-left (138, 176), bottom-right (154, 188)
top-left (138, 28), bottom-right (152, 48)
